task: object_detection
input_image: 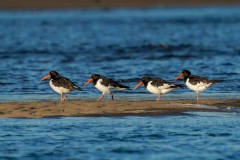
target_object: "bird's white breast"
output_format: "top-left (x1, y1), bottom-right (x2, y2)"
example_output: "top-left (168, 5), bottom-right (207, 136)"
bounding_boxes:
top-left (49, 79), bottom-right (70, 94)
top-left (185, 78), bottom-right (212, 92)
top-left (146, 81), bottom-right (175, 95)
top-left (95, 79), bottom-right (111, 94)
top-left (95, 79), bottom-right (127, 94)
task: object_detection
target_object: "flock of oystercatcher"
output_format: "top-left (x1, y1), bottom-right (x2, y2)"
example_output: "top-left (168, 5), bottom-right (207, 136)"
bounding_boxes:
top-left (41, 70), bottom-right (222, 102)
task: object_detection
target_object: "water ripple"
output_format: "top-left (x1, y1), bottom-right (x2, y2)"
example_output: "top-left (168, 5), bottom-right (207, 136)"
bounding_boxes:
top-left (0, 113), bottom-right (239, 159)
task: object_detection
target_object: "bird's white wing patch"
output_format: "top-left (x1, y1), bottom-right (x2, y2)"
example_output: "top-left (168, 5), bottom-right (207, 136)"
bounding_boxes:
top-left (158, 83), bottom-right (172, 90)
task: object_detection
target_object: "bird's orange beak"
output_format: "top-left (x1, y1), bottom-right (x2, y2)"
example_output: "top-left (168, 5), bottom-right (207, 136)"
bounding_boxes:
top-left (174, 73), bottom-right (183, 82)
top-left (41, 74), bottom-right (51, 81)
top-left (134, 81), bottom-right (143, 90)
top-left (84, 78), bottom-right (93, 86)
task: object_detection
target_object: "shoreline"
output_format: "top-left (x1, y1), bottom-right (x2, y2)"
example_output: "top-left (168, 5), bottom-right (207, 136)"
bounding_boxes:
top-left (0, 99), bottom-right (239, 118)
top-left (0, 0), bottom-right (240, 10)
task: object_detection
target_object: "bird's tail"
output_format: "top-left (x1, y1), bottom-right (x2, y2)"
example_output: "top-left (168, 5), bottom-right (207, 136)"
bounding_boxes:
top-left (123, 85), bottom-right (131, 90)
top-left (74, 85), bottom-right (83, 91)
top-left (211, 80), bottom-right (223, 83)
top-left (117, 83), bottom-right (131, 90)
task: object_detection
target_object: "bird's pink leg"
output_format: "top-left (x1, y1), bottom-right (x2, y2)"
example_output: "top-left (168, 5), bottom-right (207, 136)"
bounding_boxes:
top-left (60, 93), bottom-right (63, 101)
top-left (62, 93), bottom-right (68, 101)
top-left (157, 94), bottom-right (161, 101)
top-left (196, 92), bottom-right (200, 100)
top-left (97, 93), bottom-right (104, 101)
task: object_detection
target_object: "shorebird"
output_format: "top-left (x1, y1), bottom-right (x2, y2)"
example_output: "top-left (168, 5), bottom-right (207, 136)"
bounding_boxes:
top-left (134, 77), bottom-right (184, 101)
top-left (174, 70), bottom-right (222, 100)
top-left (84, 74), bottom-right (130, 101)
top-left (41, 71), bottom-right (82, 101)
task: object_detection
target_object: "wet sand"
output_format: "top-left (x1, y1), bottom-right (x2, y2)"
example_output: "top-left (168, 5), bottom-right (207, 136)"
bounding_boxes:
top-left (0, 0), bottom-right (240, 9)
top-left (0, 99), bottom-right (239, 118)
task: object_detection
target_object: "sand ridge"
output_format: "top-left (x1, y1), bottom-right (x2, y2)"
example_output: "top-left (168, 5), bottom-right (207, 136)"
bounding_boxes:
top-left (0, 99), bottom-right (239, 118)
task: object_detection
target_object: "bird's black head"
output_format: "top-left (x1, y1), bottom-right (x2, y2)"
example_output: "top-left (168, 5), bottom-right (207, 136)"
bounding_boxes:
top-left (91, 74), bottom-right (101, 80)
top-left (141, 77), bottom-right (152, 83)
top-left (134, 76), bottom-right (152, 90)
top-left (141, 77), bottom-right (153, 87)
top-left (182, 70), bottom-right (191, 77)
top-left (50, 71), bottom-right (59, 76)
top-left (174, 70), bottom-right (191, 82)
top-left (50, 71), bottom-right (60, 79)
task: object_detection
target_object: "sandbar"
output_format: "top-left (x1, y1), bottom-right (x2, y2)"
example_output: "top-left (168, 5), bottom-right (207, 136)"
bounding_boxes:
top-left (0, 99), bottom-right (239, 118)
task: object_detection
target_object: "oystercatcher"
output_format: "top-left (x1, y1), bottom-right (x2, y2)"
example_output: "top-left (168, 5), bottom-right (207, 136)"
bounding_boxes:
top-left (174, 70), bottom-right (222, 100)
top-left (41, 71), bottom-right (82, 101)
top-left (84, 74), bottom-right (130, 101)
top-left (134, 77), bottom-right (184, 101)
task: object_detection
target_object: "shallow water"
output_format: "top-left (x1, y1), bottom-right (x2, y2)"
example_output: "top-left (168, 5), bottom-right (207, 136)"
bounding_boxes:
top-left (0, 112), bottom-right (240, 160)
top-left (0, 7), bottom-right (240, 102)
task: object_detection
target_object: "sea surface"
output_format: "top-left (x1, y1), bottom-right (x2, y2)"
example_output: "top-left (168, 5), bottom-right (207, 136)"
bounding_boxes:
top-left (1, 112), bottom-right (240, 160)
top-left (0, 7), bottom-right (240, 102)
top-left (0, 7), bottom-right (240, 160)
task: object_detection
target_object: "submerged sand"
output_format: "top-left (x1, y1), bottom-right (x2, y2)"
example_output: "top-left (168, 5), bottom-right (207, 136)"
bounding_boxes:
top-left (0, 99), bottom-right (239, 118)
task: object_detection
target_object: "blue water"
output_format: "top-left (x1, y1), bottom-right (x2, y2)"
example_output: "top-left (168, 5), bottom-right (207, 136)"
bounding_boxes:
top-left (0, 7), bottom-right (240, 102)
top-left (0, 112), bottom-right (240, 160)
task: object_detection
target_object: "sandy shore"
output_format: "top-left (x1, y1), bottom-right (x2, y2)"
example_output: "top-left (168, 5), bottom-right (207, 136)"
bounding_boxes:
top-left (0, 0), bottom-right (240, 9)
top-left (0, 99), bottom-right (239, 118)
